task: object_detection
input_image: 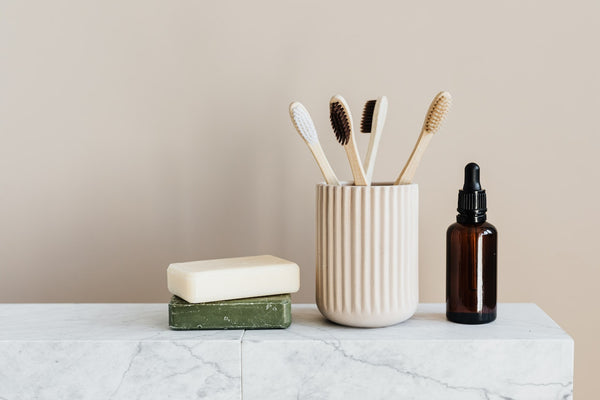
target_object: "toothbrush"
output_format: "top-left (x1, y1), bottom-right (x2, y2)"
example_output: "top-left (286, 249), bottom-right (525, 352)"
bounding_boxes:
top-left (329, 95), bottom-right (368, 186)
top-left (360, 96), bottom-right (388, 184)
top-left (289, 102), bottom-right (340, 185)
top-left (394, 91), bottom-right (452, 185)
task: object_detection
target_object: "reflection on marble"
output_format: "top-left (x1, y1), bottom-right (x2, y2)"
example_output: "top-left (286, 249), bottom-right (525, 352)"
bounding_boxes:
top-left (0, 304), bottom-right (242, 400)
top-left (242, 304), bottom-right (574, 400)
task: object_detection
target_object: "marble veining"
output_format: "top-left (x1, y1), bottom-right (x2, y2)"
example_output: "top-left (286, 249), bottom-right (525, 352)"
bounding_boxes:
top-left (0, 303), bottom-right (573, 400)
top-left (242, 304), bottom-right (573, 400)
top-left (0, 304), bottom-right (242, 400)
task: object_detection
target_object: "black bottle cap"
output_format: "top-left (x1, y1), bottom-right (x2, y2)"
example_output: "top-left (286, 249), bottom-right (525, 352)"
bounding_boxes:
top-left (457, 162), bottom-right (487, 224)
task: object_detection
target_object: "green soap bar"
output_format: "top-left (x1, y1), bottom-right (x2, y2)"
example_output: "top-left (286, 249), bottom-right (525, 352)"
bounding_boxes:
top-left (169, 294), bottom-right (292, 330)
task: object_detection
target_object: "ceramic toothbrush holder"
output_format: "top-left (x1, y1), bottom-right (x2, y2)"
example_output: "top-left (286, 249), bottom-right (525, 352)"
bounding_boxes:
top-left (315, 183), bottom-right (419, 327)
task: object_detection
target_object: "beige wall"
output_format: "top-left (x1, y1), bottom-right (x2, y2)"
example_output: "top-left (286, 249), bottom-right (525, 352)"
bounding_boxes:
top-left (1, 0), bottom-right (598, 396)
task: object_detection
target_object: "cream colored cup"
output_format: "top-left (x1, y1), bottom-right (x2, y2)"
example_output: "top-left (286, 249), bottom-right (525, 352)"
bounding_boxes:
top-left (315, 183), bottom-right (419, 327)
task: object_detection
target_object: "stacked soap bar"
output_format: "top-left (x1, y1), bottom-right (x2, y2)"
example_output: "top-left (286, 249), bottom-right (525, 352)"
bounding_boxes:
top-left (169, 294), bottom-right (292, 330)
top-left (167, 255), bottom-right (300, 330)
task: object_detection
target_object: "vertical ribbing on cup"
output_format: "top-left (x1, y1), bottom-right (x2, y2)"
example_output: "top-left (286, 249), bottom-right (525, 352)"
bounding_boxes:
top-left (321, 186), bottom-right (329, 311)
top-left (342, 185), bottom-right (352, 314)
top-left (370, 188), bottom-right (381, 315)
top-left (381, 186), bottom-right (390, 312)
top-left (333, 185), bottom-right (342, 313)
top-left (316, 187), bottom-right (322, 302)
top-left (399, 187), bottom-right (408, 311)
top-left (361, 187), bottom-right (371, 315)
top-left (351, 187), bottom-right (361, 313)
top-left (400, 185), bottom-right (418, 312)
top-left (391, 187), bottom-right (399, 311)
top-left (315, 185), bottom-right (324, 311)
top-left (316, 183), bottom-right (418, 327)
top-left (326, 186), bottom-right (332, 312)
top-left (411, 186), bottom-right (419, 305)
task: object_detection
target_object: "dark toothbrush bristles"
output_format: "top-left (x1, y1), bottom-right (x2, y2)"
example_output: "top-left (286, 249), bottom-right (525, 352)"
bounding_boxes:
top-left (361, 100), bottom-right (376, 133)
top-left (330, 102), bottom-right (351, 145)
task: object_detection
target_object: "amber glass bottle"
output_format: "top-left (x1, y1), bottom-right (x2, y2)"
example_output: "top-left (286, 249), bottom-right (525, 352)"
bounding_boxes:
top-left (446, 163), bottom-right (497, 324)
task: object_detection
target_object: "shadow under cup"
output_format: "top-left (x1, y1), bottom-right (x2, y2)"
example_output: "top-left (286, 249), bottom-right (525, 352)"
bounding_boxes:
top-left (315, 182), bottom-right (419, 328)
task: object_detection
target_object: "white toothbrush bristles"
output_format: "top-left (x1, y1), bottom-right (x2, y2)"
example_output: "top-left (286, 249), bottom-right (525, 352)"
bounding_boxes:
top-left (289, 102), bottom-right (340, 185)
top-left (289, 102), bottom-right (318, 145)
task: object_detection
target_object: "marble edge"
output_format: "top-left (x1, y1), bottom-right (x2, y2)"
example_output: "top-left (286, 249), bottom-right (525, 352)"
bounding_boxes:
top-left (526, 303), bottom-right (575, 343)
top-left (504, 302), bottom-right (574, 343)
top-left (240, 337), bottom-right (574, 344)
top-left (0, 337), bottom-right (246, 343)
top-left (0, 303), bottom-right (573, 344)
top-left (243, 303), bottom-right (573, 343)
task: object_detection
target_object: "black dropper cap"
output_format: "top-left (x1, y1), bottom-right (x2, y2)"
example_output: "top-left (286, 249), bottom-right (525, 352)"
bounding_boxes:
top-left (457, 162), bottom-right (487, 224)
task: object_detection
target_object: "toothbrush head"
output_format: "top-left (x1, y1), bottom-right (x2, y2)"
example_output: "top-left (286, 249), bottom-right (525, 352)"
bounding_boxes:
top-left (330, 95), bottom-right (352, 146)
top-left (424, 91), bottom-right (452, 134)
top-left (289, 102), bottom-right (319, 145)
top-left (360, 96), bottom-right (388, 134)
top-left (360, 100), bottom-right (377, 133)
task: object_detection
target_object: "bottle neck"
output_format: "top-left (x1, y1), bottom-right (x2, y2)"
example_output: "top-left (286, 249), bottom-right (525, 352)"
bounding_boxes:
top-left (456, 213), bottom-right (487, 225)
top-left (457, 187), bottom-right (487, 225)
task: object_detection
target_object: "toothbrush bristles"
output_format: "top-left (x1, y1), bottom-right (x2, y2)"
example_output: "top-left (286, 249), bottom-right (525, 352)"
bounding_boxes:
top-left (360, 100), bottom-right (376, 133)
top-left (330, 102), bottom-right (351, 145)
top-left (424, 92), bottom-right (452, 133)
top-left (289, 102), bottom-right (318, 144)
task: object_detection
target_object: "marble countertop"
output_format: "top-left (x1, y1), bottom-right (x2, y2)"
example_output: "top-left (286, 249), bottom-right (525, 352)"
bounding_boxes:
top-left (0, 303), bottom-right (573, 400)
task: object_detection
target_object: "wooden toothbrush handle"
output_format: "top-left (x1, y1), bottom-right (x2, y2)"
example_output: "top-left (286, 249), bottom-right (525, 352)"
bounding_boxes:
top-left (345, 136), bottom-right (368, 186)
top-left (308, 142), bottom-right (340, 185)
top-left (394, 131), bottom-right (433, 185)
top-left (364, 126), bottom-right (382, 184)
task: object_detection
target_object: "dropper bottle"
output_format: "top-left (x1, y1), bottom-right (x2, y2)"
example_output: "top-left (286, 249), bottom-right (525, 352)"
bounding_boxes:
top-left (446, 162), bottom-right (497, 324)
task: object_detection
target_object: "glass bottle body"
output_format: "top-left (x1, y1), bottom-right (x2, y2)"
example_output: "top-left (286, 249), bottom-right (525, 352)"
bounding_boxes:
top-left (446, 221), bottom-right (497, 324)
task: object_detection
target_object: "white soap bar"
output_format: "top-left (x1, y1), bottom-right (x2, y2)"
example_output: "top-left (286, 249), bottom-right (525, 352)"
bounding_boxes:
top-left (167, 255), bottom-right (300, 303)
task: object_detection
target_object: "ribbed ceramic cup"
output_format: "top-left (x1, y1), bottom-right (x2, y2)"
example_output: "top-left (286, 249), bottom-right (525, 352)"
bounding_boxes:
top-left (316, 183), bottom-right (419, 327)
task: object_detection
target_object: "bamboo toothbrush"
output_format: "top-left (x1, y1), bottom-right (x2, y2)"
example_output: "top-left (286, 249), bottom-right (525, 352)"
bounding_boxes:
top-left (394, 91), bottom-right (452, 185)
top-left (289, 102), bottom-right (340, 185)
top-left (329, 95), bottom-right (368, 186)
top-left (361, 96), bottom-right (388, 184)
